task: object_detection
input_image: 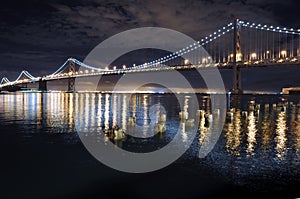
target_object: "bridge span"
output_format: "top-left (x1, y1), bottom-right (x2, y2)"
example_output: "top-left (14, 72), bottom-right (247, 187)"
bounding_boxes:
top-left (1, 19), bottom-right (300, 93)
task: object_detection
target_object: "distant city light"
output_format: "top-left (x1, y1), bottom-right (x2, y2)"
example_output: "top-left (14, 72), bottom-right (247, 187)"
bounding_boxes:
top-left (281, 50), bottom-right (287, 58)
top-left (251, 53), bottom-right (257, 60)
top-left (237, 53), bottom-right (242, 61)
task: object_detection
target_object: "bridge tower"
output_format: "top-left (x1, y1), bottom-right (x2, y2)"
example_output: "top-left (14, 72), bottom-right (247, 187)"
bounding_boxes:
top-left (232, 18), bottom-right (243, 94)
top-left (67, 60), bottom-right (76, 92)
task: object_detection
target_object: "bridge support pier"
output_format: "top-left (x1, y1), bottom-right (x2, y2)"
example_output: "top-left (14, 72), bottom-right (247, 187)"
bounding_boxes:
top-left (232, 18), bottom-right (243, 95)
top-left (232, 65), bottom-right (242, 94)
top-left (38, 79), bottom-right (47, 91)
top-left (68, 77), bottom-right (75, 92)
top-left (67, 61), bottom-right (76, 92)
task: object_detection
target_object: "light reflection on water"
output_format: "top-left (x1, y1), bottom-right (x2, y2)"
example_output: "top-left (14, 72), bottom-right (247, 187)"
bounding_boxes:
top-left (275, 111), bottom-right (287, 160)
top-left (225, 109), bottom-right (242, 156)
top-left (1, 92), bottom-right (300, 183)
top-left (246, 110), bottom-right (257, 157)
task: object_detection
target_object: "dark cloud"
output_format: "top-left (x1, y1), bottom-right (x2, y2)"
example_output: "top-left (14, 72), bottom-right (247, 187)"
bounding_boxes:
top-left (0, 0), bottom-right (299, 88)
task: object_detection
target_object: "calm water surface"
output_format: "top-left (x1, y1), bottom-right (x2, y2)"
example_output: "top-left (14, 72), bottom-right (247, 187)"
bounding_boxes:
top-left (1, 92), bottom-right (300, 197)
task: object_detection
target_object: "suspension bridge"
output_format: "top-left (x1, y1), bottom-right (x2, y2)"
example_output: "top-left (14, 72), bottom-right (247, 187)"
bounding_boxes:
top-left (1, 18), bottom-right (300, 94)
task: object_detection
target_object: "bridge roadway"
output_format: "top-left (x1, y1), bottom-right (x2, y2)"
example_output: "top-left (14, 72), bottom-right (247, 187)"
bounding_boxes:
top-left (42, 57), bottom-right (300, 80)
top-left (1, 56), bottom-right (300, 92)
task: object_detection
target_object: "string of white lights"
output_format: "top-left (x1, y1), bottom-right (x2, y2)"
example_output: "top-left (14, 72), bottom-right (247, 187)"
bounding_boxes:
top-left (23, 71), bottom-right (37, 79)
top-left (0, 77), bottom-right (10, 84)
top-left (0, 71), bottom-right (38, 86)
top-left (241, 20), bottom-right (300, 35)
top-left (71, 58), bottom-right (108, 71)
top-left (49, 59), bottom-right (70, 76)
top-left (49, 58), bottom-right (111, 78)
top-left (132, 22), bottom-right (234, 70)
top-left (15, 71), bottom-right (27, 81)
top-left (0, 22), bottom-right (235, 82)
top-left (0, 79), bottom-right (3, 85)
top-left (14, 70), bottom-right (37, 82)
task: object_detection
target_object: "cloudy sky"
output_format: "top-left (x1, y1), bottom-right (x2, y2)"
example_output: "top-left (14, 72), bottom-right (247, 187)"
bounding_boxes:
top-left (0, 0), bottom-right (299, 91)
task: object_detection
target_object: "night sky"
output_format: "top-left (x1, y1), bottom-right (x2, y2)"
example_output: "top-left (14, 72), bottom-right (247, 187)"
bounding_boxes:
top-left (1, 0), bottom-right (300, 91)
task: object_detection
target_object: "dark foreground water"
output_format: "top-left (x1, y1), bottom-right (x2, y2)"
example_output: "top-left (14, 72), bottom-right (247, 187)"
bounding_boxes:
top-left (1, 92), bottom-right (300, 199)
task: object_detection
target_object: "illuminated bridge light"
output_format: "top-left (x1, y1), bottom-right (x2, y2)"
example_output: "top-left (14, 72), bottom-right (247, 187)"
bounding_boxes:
top-left (251, 53), bottom-right (257, 60)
